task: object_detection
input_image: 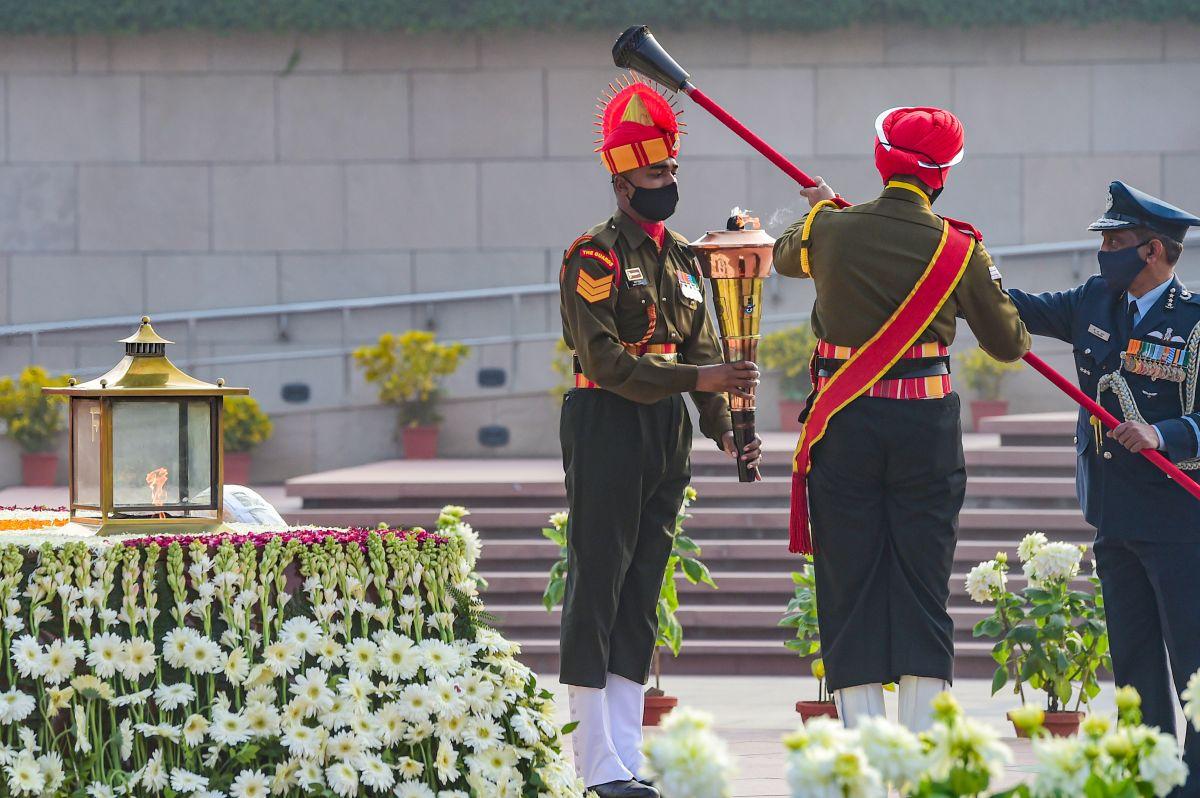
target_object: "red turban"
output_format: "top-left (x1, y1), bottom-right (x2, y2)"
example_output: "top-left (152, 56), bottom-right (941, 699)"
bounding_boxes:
top-left (874, 107), bottom-right (964, 190)
top-left (595, 77), bottom-right (681, 174)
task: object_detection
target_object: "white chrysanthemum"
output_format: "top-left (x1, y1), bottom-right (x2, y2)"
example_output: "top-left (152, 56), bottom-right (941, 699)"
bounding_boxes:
top-left (169, 767), bottom-right (207, 792)
top-left (223, 646), bottom-right (250, 686)
top-left (964, 560), bottom-right (1005, 604)
top-left (396, 756), bottom-right (425, 779)
top-left (435, 739), bottom-right (461, 784)
top-left (1030, 736), bottom-right (1089, 798)
top-left (0, 690), bottom-right (35, 724)
top-left (37, 752), bottom-right (64, 794)
top-left (1018, 532), bottom-right (1049, 562)
top-left (210, 708), bottom-right (252, 747)
top-left (5, 750), bottom-right (45, 796)
top-left (118, 718), bottom-right (133, 761)
top-left (182, 713), bottom-right (209, 746)
top-left (9, 636), bottom-right (43, 679)
top-left (510, 708), bottom-right (542, 747)
top-left (325, 762), bottom-right (359, 798)
top-left (263, 640), bottom-right (302, 677)
top-left (120, 637), bottom-right (156, 680)
top-left (1183, 669), bottom-right (1200, 731)
top-left (326, 730), bottom-right (365, 763)
top-left (161, 627), bottom-right (197, 670)
top-left (230, 768), bottom-right (270, 798)
top-left (1139, 729), bottom-right (1188, 796)
top-left (644, 709), bottom-right (736, 798)
top-left (41, 639), bottom-right (78, 685)
top-left (358, 755), bottom-right (395, 791)
top-left (856, 716), bottom-right (925, 788)
top-left (134, 722), bottom-right (182, 743)
top-left (86, 632), bottom-right (125, 678)
top-left (419, 640), bottom-right (461, 678)
top-left (316, 638), bottom-right (344, 669)
top-left (923, 715), bottom-right (1012, 788)
top-left (184, 637), bottom-right (222, 675)
top-left (345, 638), bottom-right (378, 675)
top-left (463, 716), bottom-right (503, 752)
top-left (246, 703), bottom-right (281, 739)
top-left (281, 723), bottom-right (322, 759)
top-left (1028, 542), bottom-right (1083, 586)
top-left (141, 748), bottom-right (168, 791)
top-left (394, 782), bottom-right (436, 798)
top-left (110, 688), bottom-right (151, 708)
top-left (377, 632), bottom-right (421, 681)
top-left (281, 617), bottom-right (325, 655)
top-left (291, 668), bottom-right (335, 718)
top-left (153, 682), bottom-right (196, 712)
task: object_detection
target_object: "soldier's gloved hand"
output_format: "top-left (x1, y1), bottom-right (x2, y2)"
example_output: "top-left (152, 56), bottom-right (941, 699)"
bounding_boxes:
top-left (696, 361), bottom-right (760, 400)
top-left (800, 176), bottom-right (836, 208)
top-left (1108, 421), bottom-right (1161, 454)
top-left (722, 431), bottom-right (764, 479)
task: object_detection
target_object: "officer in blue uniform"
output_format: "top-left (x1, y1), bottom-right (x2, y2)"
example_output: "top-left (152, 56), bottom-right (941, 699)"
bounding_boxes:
top-left (1009, 181), bottom-right (1200, 792)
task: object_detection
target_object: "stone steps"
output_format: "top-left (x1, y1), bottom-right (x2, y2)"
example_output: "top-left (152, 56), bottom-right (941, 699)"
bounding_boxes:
top-left (282, 412), bottom-right (1095, 676)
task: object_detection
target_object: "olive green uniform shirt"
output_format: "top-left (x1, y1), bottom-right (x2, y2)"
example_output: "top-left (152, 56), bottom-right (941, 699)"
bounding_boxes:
top-left (773, 182), bottom-right (1031, 362)
top-left (560, 210), bottom-right (733, 445)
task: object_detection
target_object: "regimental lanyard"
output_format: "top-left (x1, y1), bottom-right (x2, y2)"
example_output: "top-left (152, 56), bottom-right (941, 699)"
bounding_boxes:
top-left (1122, 338), bottom-right (1189, 383)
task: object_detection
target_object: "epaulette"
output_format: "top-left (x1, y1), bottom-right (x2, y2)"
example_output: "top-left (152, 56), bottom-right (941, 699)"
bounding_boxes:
top-left (668, 229), bottom-right (690, 247)
top-left (940, 215), bottom-right (984, 243)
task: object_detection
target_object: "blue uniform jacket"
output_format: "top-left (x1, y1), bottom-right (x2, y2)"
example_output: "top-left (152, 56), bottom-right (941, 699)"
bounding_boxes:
top-left (1009, 276), bottom-right (1200, 541)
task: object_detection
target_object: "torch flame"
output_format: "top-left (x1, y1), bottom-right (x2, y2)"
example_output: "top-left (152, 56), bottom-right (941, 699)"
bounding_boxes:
top-left (726, 206), bottom-right (761, 231)
top-left (146, 468), bottom-right (168, 517)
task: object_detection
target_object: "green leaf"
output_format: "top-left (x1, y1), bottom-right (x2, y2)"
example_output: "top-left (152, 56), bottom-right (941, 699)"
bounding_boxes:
top-left (673, 535), bottom-right (701, 554)
top-left (562, 721), bottom-right (580, 735)
top-left (680, 556), bottom-right (705, 584)
top-left (991, 665), bottom-right (1008, 695)
top-left (973, 617), bottom-right (1003, 638)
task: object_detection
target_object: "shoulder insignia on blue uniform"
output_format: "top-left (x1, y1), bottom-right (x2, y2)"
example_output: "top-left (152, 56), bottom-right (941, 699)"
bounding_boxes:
top-left (939, 215), bottom-right (984, 243)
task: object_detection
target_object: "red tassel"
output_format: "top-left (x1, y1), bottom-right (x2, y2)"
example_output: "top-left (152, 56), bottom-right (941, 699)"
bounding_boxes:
top-left (789, 471), bottom-right (814, 555)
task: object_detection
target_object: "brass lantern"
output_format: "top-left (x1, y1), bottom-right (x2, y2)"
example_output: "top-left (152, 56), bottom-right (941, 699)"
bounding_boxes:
top-left (43, 316), bottom-right (248, 536)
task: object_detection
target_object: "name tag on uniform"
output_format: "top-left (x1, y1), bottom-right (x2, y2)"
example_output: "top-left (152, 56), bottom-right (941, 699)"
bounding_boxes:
top-left (1088, 324), bottom-right (1111, 342)
top-left (677, 271), bottom-right (703, 303)
top-left (624, 267), bottom-right (648, 287)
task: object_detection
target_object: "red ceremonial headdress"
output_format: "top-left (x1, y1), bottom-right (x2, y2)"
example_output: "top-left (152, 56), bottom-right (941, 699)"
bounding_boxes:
top-left (874, 106), bottom-right (964, 190)
top-left (595, 74), bottom-right (683, 174)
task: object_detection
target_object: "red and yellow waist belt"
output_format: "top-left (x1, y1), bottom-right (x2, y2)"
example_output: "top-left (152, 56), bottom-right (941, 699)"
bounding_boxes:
top-left (574, 343), bottom-right (677, 389)
top-left (814, 339), bottom-right (951, 400)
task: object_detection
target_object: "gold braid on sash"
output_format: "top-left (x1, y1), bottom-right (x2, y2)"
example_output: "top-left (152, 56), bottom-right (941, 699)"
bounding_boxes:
top-left (1099, 371), bottom-right (1200, 470)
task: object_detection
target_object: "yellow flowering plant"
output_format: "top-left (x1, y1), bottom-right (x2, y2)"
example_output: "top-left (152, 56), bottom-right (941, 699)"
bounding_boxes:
top-left (353, 331), bottom-right (470, 430)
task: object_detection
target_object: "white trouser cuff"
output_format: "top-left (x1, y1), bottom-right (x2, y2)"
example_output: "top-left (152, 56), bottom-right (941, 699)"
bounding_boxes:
top-left (833, 683), bottom-right (885, 728)
top-left (898, 675), bottom-right (948, 733)
top-left (605, 672), bottom-right (647, 777)
top-left (568, 685), bottom-right (634, 787)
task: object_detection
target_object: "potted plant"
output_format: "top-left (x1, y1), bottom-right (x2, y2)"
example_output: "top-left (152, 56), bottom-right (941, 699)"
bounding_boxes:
top-left (543, 486), bottom-right (717, 725)
top-left (353, 330), bottom-right (469, 459)
top-left (0, 366), bottom-right (70, 486)
top-left (759, 324), bottom-right (817, 431)
top-left (780, 554), bottom-right (838, 722)
top-left (221, 396), bottom-right (273, 485)
top-left (967, 532), bottom-right (1108, 737)
top-left (957, 347), bottom-right (1023, 431)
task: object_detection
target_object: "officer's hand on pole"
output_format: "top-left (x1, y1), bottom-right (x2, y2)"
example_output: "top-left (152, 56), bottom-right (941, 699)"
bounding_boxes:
top-left (722, 431), bottom-right (764, 479)
top-left (1108, 421), bottom-right (1162, 454)
top-left (800, 176), bottom-right (836, 208)
top-left (696, 361), bottom-right (760, 400)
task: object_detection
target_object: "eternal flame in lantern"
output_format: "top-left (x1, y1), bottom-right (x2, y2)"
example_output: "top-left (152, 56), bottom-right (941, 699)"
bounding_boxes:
top-left (43, 316), bottom-right (248, 536)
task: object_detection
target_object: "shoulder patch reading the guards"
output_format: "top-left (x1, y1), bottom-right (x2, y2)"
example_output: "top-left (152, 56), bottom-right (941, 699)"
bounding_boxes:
top-left (579, 247), bottom-right (617, 271)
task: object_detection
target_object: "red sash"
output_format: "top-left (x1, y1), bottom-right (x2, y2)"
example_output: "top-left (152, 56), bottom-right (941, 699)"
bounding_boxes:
top-left (789, 218), bottom-right (976, 554)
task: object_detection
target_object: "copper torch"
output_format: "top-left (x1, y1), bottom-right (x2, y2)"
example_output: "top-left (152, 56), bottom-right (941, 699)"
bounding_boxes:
top-left (690, 209), bottom-right (774, 483)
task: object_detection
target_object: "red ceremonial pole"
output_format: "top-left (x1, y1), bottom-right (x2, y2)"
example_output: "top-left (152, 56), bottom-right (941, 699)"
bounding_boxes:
top-left (685, 82), bottom-right (1200, 500)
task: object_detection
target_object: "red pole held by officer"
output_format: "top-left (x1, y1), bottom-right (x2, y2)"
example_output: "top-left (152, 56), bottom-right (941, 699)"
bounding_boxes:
top-left (612, 24), bottom-right (1200, 503)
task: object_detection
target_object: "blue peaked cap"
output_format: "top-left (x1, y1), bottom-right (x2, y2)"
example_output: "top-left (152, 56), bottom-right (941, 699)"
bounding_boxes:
top-left (1089, 181), bottom-right (1199, 243)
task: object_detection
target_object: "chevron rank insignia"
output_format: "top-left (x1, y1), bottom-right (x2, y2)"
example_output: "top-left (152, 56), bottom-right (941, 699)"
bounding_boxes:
top-left (576, 269), bottom-right (613, 303)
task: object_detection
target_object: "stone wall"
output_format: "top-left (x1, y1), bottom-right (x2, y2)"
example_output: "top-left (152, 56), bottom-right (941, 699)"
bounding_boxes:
top-left (0, 22), bottom-right (1198, 483)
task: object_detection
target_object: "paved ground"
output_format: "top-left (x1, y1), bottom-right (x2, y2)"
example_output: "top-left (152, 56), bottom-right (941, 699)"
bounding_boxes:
top-left (540, 675), bottom-right (1126, 797)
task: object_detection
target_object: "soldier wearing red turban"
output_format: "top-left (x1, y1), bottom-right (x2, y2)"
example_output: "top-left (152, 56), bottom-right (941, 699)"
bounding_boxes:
top-left (556, 75), bottom-right (761, 798)
top-left (773, 106), bottom-right (1030, 732)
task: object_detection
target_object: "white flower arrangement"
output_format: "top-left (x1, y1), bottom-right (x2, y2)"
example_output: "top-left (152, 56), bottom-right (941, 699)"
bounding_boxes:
top-left (0, 506), bottom-right (584, 797)
top-left (642, 708), bottom-right (736, 798)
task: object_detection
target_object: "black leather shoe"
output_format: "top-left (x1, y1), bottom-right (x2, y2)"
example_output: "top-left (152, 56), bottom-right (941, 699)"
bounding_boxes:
top-left (587, 780), bottom-right (660, 798)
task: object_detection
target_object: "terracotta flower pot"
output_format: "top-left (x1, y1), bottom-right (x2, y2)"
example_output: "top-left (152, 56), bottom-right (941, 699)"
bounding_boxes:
top-left (1009, 710), bottom-right (1084, 738)
top-left (401, 426), bottom-right (439, 460)
top-left (970, 399), bottom-right (1009, 431)
top-left (21, 452), bottom-right (58, 487)
top-left (795, 700), bottom-right (839, 723)
top-left (779, 399), bottom-right (806, 432)
top-left (642, 694), bottom-right (678, 726)
top-left (224, 452), bottom-right (252, 485)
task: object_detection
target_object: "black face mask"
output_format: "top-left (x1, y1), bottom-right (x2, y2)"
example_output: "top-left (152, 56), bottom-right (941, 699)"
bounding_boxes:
top-left (1097, 240), bottom-right (1151, 295)
top-left (628, 180), bottom-right (679, 222)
